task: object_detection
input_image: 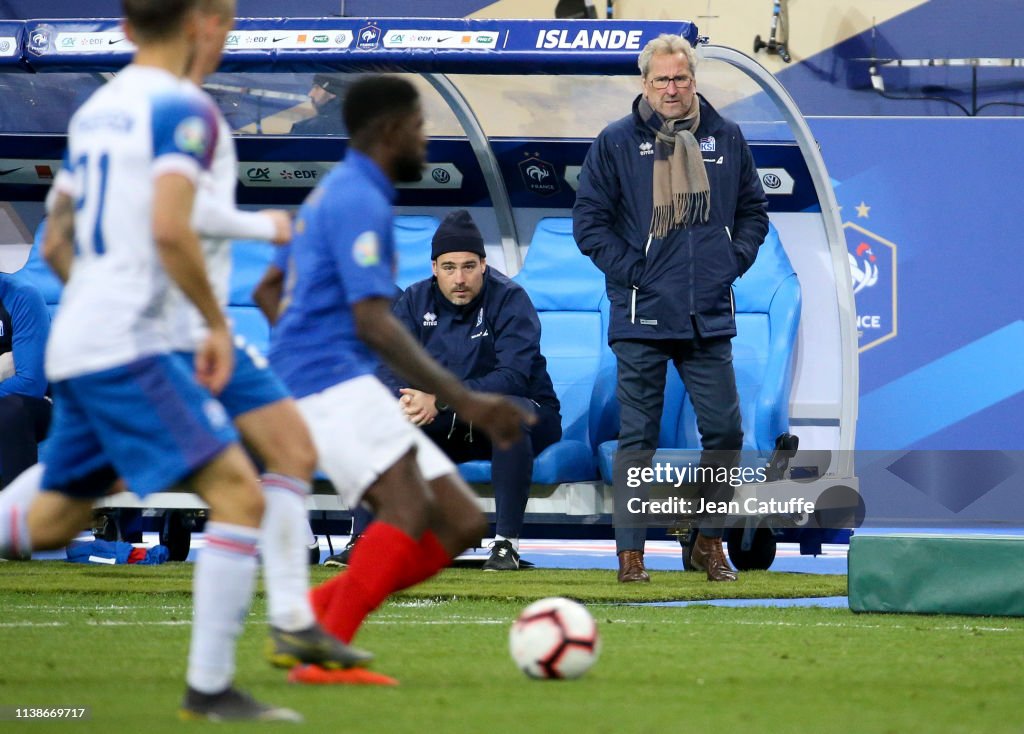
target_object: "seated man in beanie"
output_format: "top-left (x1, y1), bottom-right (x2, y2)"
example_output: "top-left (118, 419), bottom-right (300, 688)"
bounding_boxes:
top-left (289, 74), bottom-right (347, 136)
top-left (378, 210), bottom-right (562, 570)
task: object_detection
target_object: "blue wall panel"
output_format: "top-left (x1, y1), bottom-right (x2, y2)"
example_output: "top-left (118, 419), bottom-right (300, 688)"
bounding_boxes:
top-left (810, 116), bottom-right (1024, 450)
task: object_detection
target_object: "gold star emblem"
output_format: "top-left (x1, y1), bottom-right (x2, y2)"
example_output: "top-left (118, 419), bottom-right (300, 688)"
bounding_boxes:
top-left (855, 201), bottom-right (871, 218)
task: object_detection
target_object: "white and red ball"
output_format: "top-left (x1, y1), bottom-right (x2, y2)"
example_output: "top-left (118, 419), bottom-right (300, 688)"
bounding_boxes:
top-left (509, 597), bottom-right (600, 680)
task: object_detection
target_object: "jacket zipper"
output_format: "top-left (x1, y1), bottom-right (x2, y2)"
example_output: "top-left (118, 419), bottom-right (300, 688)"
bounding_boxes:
top-left (688, 229), bottom-right (696, 315)
top-left (724, 226), bottom-right (739, 279)
top-left (631, 233), bottom-right (653, 325)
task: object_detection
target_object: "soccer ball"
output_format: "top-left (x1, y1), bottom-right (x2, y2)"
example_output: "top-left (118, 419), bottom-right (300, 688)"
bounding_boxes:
top-left (509, 597), bottom-right (600, 679)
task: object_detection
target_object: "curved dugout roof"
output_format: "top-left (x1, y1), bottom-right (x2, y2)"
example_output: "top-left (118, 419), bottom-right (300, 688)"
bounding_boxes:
top-left (0, 16), bottom-right (856, 462)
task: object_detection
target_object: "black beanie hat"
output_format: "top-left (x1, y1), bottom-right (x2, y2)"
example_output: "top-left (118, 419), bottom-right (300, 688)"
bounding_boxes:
top-left (431, 210), bottom-right (486, 260)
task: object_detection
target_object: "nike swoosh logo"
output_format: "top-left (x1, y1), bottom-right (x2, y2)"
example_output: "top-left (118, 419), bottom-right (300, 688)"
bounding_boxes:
top-left (108, 38), bottom-right (124, 45)
top-left (0, 167), bottom-right (21, 175)
top-left (273, 36), bottom-right (289, 42)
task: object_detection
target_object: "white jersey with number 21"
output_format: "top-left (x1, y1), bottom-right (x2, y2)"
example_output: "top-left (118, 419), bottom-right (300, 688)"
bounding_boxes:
top-left (47, 64), bottom-right (218, 381)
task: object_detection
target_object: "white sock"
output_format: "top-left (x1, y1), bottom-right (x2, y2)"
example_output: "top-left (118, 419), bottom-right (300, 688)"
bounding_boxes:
top-left (260, 474), bottom-right (315, 632)
top-left (0, 464), bottom-right (44, 558)
top-left (187, 522), bottom-right (259, 694)
top-left (495, 535), bottom-right (520, 553)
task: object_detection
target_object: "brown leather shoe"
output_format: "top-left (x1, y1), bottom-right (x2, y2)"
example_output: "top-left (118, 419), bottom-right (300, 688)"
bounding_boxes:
top-left (616, 550), bottom-right (650, 583)
top-left (690, 534), bottom-right (738, 582)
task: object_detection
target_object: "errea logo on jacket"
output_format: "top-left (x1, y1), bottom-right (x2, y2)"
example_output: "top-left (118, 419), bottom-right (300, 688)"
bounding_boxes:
top-left (423, 311), bottom-right (437, 327)
top-left (638, 141), bottom-right (653, 156)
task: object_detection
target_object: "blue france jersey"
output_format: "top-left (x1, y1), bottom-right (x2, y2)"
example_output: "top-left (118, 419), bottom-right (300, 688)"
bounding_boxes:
top-left (268, 150), bottom-right (397, 398)
top-left (47, 65), bottom-right (218, 381)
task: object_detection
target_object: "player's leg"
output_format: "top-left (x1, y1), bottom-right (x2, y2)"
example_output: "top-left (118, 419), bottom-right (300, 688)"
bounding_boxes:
top-left (236, 400), bottom-right (315, 620)
top-left (184, 442), bottom-right (265, 690)
top-left (207, 346), bottom-right (371, 669)
top-left (299, 376), bottom-right (441, 643)
top-left (0, 464), bottom-right (45, 557)
top-left (210, 347), bottom-right (319, 632)
top-left (313, 432), bottom-right (485, 643)
top-left (396, 471), bottom-right (487, 588)
top-left (0, 383), bottom-right (114, 558)
top-left (316, 449), bottom-right (435, 643)
top-left (396, 428), bottom-right (486, 585)
top-left (61, 354), bottom-right (295, 721)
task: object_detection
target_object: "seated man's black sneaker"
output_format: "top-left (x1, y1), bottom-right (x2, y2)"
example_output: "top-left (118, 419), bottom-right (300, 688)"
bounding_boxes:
top-left (307, 537), bottom-right (321, 565)
top-left (323, 534), bottom-right (360, 568)
top-left (482, 539), bottom-right (520, 571)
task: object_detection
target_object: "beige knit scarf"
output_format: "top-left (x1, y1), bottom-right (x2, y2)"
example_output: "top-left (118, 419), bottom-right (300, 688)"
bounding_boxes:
top-left (639, 94), bottom-right (711, 238)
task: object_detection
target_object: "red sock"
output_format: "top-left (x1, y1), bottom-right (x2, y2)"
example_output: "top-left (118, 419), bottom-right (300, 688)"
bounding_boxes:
top-left (396, 530), bottom-right (452, 591)
top-left (309, 576), bottom-right (338, 622)
top-left (320, 522), bottom-right (418, 643)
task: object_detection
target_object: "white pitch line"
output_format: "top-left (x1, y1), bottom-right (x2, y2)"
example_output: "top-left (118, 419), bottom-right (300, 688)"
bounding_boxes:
top-left (1, 616), bottom-right (1019, 634)
top-left (5, 605), bottom-right (190, 613)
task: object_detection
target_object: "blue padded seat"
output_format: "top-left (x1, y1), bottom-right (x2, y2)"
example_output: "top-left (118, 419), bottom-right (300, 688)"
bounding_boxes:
top-left (458, 217), bottom-right (611, 485)
top-left (227, 239), bottom-right (276, 355)
top-left (598, 223), bottom-right (801, 481)
top-left (19, 222), bottom-right (64, 316)
top-left (394, 215), bottom-right (439, 290)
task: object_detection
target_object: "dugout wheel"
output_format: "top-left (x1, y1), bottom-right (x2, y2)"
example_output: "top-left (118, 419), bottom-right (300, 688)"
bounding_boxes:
top-left (726, 527), bottom-right (777, 571)
top-left (766, 432), bottom-right (800, 482)
top-left (159, 510), bottom-right (193, 562)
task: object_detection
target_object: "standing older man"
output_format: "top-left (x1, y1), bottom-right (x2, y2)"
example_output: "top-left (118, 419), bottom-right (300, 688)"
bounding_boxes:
top-left (379, 210), bottom-right (562, 571)
top-left (573, 34), bottom-right (768, 583)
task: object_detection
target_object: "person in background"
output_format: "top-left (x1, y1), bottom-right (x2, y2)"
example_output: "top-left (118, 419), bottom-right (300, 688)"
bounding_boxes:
top-left (289, 74), bottom-right (348, 136)
top-left (0, 272), bottom-right (51, 489)
top-left (367, 210), bottom-right (562, 571)
top-left (573, 33), bottom-right (768, 583)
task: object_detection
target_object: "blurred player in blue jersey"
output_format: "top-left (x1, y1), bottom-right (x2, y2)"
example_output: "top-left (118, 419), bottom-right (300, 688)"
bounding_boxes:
top-left (0, 0), bottom-right (300, 722)
top-left (266, 75), bottom-right (531, 652)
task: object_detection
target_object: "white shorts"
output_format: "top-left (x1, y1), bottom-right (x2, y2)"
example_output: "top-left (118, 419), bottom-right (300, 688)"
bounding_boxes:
top-left (296, 374), bottom-right (456, 508)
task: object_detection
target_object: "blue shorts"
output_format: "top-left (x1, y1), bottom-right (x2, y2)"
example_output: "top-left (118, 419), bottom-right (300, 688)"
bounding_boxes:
top-left (174, 338), bottom-right (289, 419)
top-left (41, 354), bottom-right (238, 499)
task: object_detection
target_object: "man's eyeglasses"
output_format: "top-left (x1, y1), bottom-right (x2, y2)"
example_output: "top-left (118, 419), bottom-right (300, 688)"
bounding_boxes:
top-left (648, 75), bottom-right (694, 90)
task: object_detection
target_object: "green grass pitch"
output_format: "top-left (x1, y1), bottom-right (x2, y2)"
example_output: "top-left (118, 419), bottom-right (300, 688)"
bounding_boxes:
top-left (2, 562), bottom-right (1023, 733)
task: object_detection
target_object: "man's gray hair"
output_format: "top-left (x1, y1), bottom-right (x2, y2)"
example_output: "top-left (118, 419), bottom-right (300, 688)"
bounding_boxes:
top-left (637, 34), bottom-right (698, 78)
